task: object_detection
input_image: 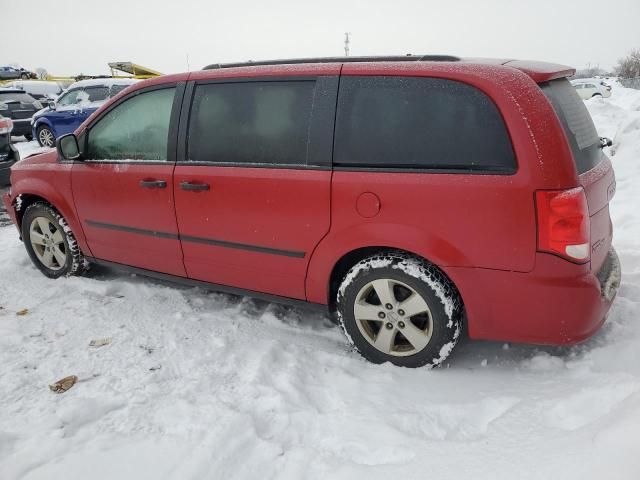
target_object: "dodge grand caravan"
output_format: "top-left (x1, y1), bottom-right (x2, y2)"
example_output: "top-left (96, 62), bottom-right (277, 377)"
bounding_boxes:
top-left (2, 56), bottom-right (621, 368)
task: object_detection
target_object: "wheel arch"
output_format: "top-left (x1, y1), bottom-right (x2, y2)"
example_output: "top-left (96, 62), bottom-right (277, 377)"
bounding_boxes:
top-left (13, 193), bottom-right (56, 230)
top-left (34, 117), bottom-right (56, 137)
top-left (322, 245), bottom-right (464, 313)
top-left (10, 181), bottom-right (91, 257)
top-left (326, 246), bottom-right (387, 311)
top-left (305, 222), bottom-right (471, 307)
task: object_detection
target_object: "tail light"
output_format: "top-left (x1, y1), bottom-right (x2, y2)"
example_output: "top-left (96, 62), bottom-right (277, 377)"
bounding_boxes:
top-left (535, 187), bottom-right (590, 263)
top-left (0, 117), bottom-right (13, 135)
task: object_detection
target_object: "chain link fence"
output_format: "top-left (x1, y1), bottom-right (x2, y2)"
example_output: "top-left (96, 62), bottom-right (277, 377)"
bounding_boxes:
top-left (619, 77), bottom-right (640, 90)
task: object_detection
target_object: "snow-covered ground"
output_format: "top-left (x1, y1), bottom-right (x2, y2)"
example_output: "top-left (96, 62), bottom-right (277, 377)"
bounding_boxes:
top-left (1, 83), bottom-right (640, 480)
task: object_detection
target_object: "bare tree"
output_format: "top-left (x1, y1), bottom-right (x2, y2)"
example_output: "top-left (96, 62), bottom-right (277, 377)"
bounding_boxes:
top-left (573, 65), bottom-right (608, 79)
top-left (616, 49), bottom-right (640, 79)
top-left (35, 68), bottom-right (48, 80)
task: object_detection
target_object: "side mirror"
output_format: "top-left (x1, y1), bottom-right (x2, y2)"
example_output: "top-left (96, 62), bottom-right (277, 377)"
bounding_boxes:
top-left (56, 134), bottom-right (81, 160)
top-left (48, 101), bottom-right (56, 110)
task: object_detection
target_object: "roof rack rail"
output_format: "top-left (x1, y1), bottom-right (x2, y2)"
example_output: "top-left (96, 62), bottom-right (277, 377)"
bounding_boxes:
top-left (203, 55), bottom-right (460, 70)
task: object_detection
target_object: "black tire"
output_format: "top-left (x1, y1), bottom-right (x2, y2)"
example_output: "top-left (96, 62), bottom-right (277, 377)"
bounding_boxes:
top-left (20, 73), bottom-right (29, 80)
top-left (337, 251), bottom-right (463, 368)
top-left (24, 134), bottom-right (33, 141)
top-left (21, 202), bottom-right (88, 279)
top-left (36, 125), bottom-right (54, 147)
top-left (592, 93), bottom-right (602, 98)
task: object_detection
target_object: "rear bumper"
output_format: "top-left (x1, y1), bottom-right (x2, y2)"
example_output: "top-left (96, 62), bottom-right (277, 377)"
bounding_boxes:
top-left (447, 249), bottom-right (621, 345)
top-left (10, 119), bottom-right (32, 136)
top-left (597, 248), bottom-right (621, 303)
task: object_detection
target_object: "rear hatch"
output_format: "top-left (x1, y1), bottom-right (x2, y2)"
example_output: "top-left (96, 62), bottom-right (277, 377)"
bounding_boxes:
top-left (540, 78), bottom-right (615, 274)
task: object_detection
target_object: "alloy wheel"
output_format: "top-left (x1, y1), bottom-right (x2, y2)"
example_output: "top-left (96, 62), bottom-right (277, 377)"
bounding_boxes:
top-left (353, 278), bottom-right (433, 356)
top-left (29, 217), bottom-right (67, 270)
top-left (38, 128), bottom-right (54, 147)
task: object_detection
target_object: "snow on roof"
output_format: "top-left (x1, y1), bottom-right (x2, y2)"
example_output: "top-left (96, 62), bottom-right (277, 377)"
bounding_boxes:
top-left (6, 80), bottom-right (60, 86)
top-left (68, 78), bottom-right (139, 89)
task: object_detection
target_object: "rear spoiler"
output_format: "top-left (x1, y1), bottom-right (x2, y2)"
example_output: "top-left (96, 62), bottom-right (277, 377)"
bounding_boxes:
top-left (504, 60), bottom-right (575, 83)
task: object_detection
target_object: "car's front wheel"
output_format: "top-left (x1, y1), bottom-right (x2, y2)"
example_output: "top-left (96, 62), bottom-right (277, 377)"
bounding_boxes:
top-left (337, 251), bottom-right (463, 368)
top-left (36, 125), bottom-right (55, 147)
top-left (21, 202), bottom-right (88, 278)
top-left (20, 73), bottom-right (29, 80)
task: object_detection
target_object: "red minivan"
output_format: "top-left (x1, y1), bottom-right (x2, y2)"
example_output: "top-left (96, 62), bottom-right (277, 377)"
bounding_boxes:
top-left (2, 56), bottom-right (621, 368)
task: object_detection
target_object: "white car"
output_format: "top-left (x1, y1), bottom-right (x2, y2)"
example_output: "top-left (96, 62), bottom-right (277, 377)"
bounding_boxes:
top-left (3, 80), bottom-right (64, 103)
top-left (571, 80), bottom-right (611, 100)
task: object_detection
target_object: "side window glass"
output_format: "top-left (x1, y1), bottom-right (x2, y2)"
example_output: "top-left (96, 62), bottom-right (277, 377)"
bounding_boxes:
top-left (187, 81), bottom-right (315, 166)
top-left (57, 89), bottom-right (81, 106)
top-left (110, 84), bottom-right (129, 97)
top-left (87, 87), bottom-right (175, 161)
top-left (334, 76), bottom-right (516, 172)
top-left (83, 86), bottom-right (109, 103)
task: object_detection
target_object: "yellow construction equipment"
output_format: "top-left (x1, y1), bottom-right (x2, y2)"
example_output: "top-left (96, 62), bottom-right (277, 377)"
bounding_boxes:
top-left (108, 62), bottom-right (162, 79)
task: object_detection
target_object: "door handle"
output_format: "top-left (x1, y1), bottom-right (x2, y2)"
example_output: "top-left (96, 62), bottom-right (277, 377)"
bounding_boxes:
top-left (180, 181), bottom-right (210, 191)
top-left (140, 179), bottom-right (167, 188)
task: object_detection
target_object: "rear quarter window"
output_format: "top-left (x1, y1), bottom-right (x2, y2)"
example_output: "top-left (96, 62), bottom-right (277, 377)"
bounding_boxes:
top-left (541, 78), bottom-right (603, 175)
top-left (110, 84), bottom-right (131, 96)
top-left (333, 76), bottom-right (516, 172)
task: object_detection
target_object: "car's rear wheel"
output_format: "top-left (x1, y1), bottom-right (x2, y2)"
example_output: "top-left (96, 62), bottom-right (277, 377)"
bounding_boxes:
top-left (21, 202), bottom-right (88, 278)
top-left (36, 125), bottom-right (54, 147)
top-left (592, 93), bottom-right (603, 98)
top-left (336, 251), bottom-right (463, 368)
top-left (20, 73), bottom-right (28, 80)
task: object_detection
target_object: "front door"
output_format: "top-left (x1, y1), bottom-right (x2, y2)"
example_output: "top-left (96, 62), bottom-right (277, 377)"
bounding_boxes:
top-left (71, 84), bottom-right (186, 276)
top-left (173, 77), bottom-right (337, 299)
top-left (49, 88), bottom-right (85, 137)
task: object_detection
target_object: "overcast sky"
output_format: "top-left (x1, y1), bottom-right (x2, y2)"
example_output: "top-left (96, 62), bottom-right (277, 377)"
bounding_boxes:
top-left (3, 0), bottom-right (639, 76)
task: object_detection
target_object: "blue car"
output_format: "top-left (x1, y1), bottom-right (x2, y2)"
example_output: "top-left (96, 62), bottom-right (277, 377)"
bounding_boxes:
top-left (32, 78), bottom-right (137, 147)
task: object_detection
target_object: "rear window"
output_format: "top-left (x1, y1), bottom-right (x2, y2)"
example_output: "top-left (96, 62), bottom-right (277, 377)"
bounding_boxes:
top-left (541, 78), bottom-right (602, 174)
top-left (334, 76), bottom-right (516, 172)
top-left (0, 92), bottom-right (36, 103)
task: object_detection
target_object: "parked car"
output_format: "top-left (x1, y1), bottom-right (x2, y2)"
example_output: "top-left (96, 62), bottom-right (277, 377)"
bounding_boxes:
top-left (31, 78), bottom-right (137, 147)
top-left (599, 80), bottom-right (612, 91)
top-left (571, 79), bottom-right (612, 99)
top-left (0, 65), bottom-right (37, 80)
top-left (2, 56), bottom-right (621, 368)
top-left (0, 88), bottom-right (42, 140)
top-left (0, 116), bottom-right (16, 185)
top-left (3, 80), bottom-right (64, 102)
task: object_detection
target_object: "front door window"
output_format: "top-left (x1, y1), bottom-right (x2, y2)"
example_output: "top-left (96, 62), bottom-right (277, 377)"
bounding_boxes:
top-left (86, 87), bottom-right (175, 161)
